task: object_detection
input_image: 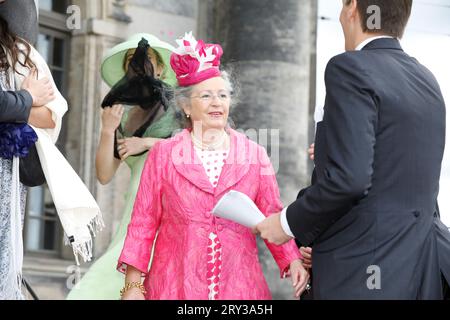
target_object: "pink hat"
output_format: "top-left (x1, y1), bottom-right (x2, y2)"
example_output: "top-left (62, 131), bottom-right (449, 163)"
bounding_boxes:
top-left (170, 32), bottom-right (223, 87)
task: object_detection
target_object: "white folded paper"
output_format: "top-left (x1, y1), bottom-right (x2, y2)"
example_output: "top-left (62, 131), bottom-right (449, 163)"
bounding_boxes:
top-left (212, 190), bottom-right (266, 228)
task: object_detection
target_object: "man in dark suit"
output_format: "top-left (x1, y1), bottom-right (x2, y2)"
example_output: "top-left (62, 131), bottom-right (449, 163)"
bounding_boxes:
top-left (256, 0), bottom-right (448, 299)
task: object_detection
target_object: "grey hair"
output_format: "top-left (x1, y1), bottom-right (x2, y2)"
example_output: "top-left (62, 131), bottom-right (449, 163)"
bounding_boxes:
top-left (170, 70), bottom-right (240, 129)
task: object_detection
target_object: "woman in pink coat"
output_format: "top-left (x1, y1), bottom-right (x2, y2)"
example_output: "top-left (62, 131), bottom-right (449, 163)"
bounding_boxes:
top-left (118, 33), bottom-right (309, 300)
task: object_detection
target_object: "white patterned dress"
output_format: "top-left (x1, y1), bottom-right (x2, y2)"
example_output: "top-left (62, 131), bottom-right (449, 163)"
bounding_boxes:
top-left (0, 70), bottom-right (27, 300)
top-left (194, 146), bottom-right (229, 300)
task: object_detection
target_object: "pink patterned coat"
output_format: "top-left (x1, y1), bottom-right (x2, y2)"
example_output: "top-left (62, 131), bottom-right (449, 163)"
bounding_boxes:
top-left (117, 129), bottom-right (301, 299)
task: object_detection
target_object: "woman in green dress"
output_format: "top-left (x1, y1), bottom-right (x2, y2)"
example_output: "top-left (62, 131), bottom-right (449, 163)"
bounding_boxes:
top-left (66, 33), bottom-right (179, 300)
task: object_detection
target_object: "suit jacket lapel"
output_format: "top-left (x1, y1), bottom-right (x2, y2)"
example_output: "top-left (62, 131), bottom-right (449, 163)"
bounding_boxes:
top-left (172, 129), bottom-right (251, 196)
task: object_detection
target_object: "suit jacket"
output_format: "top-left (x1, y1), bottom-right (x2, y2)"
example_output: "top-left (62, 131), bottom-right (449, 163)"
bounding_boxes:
top-left (298, 171), bottom-right (450, 300)
top-left (287, 38), bottom-right (447, 299)
top-left (0, 86), bottom-right (32, 123)
top-left (118, 129), bottom-right (301, 299)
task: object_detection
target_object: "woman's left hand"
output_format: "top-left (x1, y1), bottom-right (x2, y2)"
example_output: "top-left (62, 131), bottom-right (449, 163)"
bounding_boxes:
top-left (299, 246), bottom-right (312, 269)
top-left (308, 143), bottom-right (315, 161)
top-left (117, 137), bottom-right (160, 160)
top-left (289, 259), bottom-right (310, 298)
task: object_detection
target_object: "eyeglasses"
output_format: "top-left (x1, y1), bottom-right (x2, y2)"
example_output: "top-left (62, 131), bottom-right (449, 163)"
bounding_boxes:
top-left (190, 91), bottom-right (231, 103)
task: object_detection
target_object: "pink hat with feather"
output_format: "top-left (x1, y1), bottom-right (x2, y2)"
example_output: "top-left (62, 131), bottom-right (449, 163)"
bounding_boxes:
top-left (170, 32), bottom-right (223, 87)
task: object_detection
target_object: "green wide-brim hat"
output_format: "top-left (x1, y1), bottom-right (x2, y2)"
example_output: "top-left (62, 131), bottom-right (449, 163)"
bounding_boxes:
top-left (101, 33), bottom-right (177, 88)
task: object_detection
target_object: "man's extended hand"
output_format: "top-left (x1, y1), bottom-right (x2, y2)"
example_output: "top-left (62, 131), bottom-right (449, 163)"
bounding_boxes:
top-left (253, 213), bottom-right (293, 245)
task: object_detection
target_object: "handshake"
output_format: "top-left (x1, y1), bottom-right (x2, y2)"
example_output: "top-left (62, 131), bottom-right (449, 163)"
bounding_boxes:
top-left (213, 190), bottom-right (299, 245)
top-left (213, 190), bottom-right (312, 297)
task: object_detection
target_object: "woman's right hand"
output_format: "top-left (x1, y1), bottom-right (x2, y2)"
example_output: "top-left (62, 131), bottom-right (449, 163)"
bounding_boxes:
top-left (101, 104), bottom-right (124, 133)
top-left (117, 137), bottom-right (161, 160)
top-left (121, 287), bottom-right (145, 300)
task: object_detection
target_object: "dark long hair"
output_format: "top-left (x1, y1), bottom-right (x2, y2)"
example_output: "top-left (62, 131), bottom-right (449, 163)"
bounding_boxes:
top-left (0, 15), bottom-right (36, 85)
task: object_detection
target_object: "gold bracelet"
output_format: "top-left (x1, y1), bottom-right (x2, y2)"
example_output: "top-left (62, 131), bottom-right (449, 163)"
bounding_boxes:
top-left (120, 282), bottom-right (147, 297)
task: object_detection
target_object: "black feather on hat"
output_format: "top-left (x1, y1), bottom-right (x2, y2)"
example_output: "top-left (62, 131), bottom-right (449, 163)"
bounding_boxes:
top-left (101, 38), bottom-right (174, 159)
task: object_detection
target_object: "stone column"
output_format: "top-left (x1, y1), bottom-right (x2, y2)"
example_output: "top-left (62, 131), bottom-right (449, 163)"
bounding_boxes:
top-left (198, 0), bottom-right (317, 299)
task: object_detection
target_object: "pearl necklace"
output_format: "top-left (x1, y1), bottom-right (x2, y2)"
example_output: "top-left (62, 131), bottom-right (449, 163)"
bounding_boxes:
top-left (191, 130), bottom-right (228, 151)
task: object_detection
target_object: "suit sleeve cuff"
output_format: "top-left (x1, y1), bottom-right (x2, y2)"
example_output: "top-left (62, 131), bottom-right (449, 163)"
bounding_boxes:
top-left (281, 207), bottom-right (295, 238)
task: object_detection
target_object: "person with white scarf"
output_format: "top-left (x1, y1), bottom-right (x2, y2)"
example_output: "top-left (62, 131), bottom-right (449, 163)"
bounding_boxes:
top-left (0, 15), bottom-right (57, 300)
top-left (0, 0), bottom-right (103, 299)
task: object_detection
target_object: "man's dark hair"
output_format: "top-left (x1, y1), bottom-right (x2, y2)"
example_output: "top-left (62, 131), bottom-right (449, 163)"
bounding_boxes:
top-left (345, 0), bottom-right (413, 38)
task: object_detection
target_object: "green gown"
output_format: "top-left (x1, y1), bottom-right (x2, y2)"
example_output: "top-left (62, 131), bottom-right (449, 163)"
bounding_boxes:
top-left (66, 108), bottom-right (179, 300)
